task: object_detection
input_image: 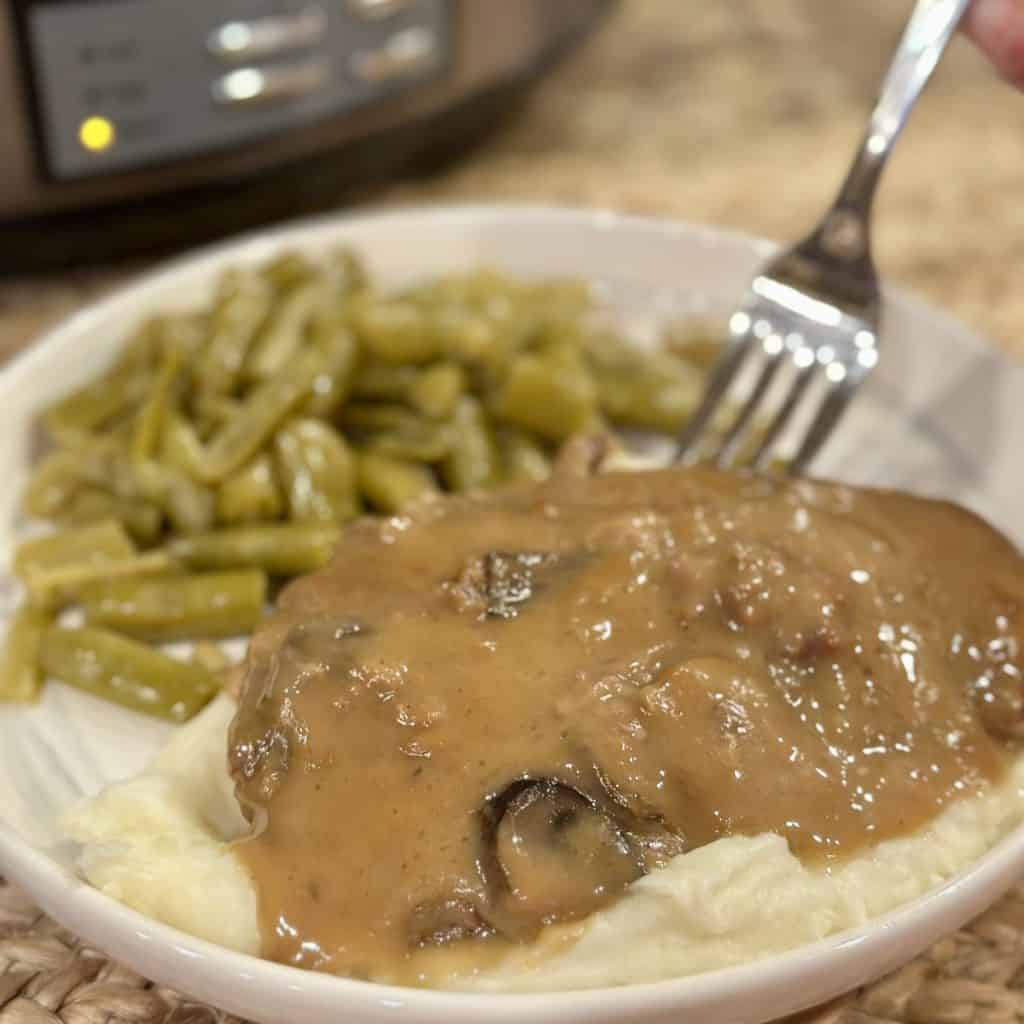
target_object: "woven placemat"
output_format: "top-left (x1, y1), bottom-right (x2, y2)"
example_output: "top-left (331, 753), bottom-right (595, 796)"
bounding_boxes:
top-left (3, 877), bottom-right (1024, 1024)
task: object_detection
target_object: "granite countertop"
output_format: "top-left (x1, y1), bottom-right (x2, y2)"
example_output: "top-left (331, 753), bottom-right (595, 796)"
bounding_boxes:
top-left (2, 0), bottom-right (1023, 363)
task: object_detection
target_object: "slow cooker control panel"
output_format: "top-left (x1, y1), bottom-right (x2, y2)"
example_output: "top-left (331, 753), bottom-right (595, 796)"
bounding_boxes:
top-left (23, 0), bottom-right (452, 181)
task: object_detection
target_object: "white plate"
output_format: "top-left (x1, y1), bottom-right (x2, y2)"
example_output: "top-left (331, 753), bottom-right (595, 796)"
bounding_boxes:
top-left (1, 205), bottom-right (1023, 1024)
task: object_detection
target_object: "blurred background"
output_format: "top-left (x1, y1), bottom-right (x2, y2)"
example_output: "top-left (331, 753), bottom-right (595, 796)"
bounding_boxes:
top-left (1, 0), bottom-right (1021, 362)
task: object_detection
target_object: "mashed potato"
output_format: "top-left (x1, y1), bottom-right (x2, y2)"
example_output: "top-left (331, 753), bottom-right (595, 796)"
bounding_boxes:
top-left (62, 697), bottom-right (259, 957)
top-left (61, 694), bottom-right (1024, 991)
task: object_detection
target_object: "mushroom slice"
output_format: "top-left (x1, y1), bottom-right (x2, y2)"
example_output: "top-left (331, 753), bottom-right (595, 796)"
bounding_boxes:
top-left (451, 551), bottom-right (560, 619)
top-left (552, 433), bottom-right (613, 479)
top-left (407, 897), bottom-right (492, 949)
top-left (488, 779), bottom-right (645, 933)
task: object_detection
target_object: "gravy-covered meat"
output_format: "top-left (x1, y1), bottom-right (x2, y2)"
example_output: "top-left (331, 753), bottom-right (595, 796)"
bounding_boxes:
top-left (228, 467), bottom-right (1024, 982)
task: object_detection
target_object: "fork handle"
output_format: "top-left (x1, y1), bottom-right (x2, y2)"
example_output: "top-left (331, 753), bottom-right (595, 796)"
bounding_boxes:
top-left (829, 0), bottom-right (970, 241)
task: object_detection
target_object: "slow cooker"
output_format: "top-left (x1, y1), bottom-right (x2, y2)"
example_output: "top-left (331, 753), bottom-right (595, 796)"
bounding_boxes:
top-left (0, 0), bottom-right (610, 268)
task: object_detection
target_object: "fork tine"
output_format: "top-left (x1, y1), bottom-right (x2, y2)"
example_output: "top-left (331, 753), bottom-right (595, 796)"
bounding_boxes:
top-left (788, 373), bottom-right (859, 476)
top-left (717, 345), bottom-right (785, 468)
top-left (751, 356), bottom-right (817, 471)
top-left (675, 321), bottom-right (753, 464)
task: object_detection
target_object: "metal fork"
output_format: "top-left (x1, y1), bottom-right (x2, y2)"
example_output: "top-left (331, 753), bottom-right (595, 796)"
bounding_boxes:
top-left (676, 0), bottom-right (970, 475)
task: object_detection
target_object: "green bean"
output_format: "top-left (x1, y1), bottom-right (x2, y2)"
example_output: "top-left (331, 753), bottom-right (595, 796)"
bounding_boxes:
top-left (216, 454), bottom-right (283, 524)
top-left (44, 370), bottom-right (151, 444)
top-left (534, 339), bottom-right (585, 368)
top-left (596, 368), bottom-right (701, 433)
top-left (90, 415), bottom-right (138, 453)
top-left (30, 442), bottom-right (142, 505)
top-left (53, 446), bottom-right (137, 499)
top-left (416, 278), bottom-right (530, 370)
top-left (467, 267), bottom-right (522, 301)
top-left (131, 344), bottom-right (183, 461)
top-left (483, 321), bottom-right (540, 382)
top-left (191, 642), bottom-right (230, 674)
top-left (79, 570), bottom-right (267, 642)
top-left (114, 315), bottom-right (204, 375)
top-left (167, 523), bottom-right (341, 575)
top-left (364, 425), bottom-right (452, 463)
top-left (326, 246), bottom-right (368, 293)
top-left (408, 363), bottom-right (465, 419)
top-left (25, 550), bottom-right (179, 611)
top-left (40, 625), bottom-right (218, 723)
top-left (130, 459), bottom-right (215, 534)
top-left (160, 411), bottom-right (206, 479)
top-left (499, 430), bottom-right (552, 483)
top-left (195, 269), bottom-right (272, 397)
top-left (56, 488), bottom-right (164, 545)
top-left (521, 278), bottom-right (592, 319)
top-left (274, 419), bottom-right (359, 522)
top-left (22, 451), bottom-right (86, 518)
top-left (440, 397), bottom-right (500, 493)
top-left (338, 403), bottom-right (427, 433)
top-left (14, 520), bottom-right (136, 581)
top-left (191, 393), bottom-right (244, 432)
top-left (0, 606), bottom-right (49, 702)
top-left (340, 403), bottom-right (453, 462)
top-left (664, 320), bottom-right (725, 370)
top-left (351, 301), bottom-right (439, 364)
top-left (494, 353), bottom-right (598, 442)
top-left (301, 312), bottom-right (359, 418)
top-left (433, 306), bottom-right (497, 365)
top-left (352, 362), bottom-right (419, 401)
top-left (587, 334), bottom-right (703, 433)
top-left (357, 451), bottom-right (438, 514)
top-left (424, 267), bottom-right (520, 308)
top-left (107, 318), bottom-right (163, 375)
top-left (155, 313), bottom-right (208, 359)
top-left (197, 346), bottom-right (323, 482)
top-left (245, 280), bottom-right (323, 382)
top-left (262, 251), bottom-right (317, 292)
top-left (530, 314), bottom-right (589, 354)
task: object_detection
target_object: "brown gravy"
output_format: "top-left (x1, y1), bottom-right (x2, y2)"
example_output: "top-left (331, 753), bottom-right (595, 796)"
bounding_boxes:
top-left (229, 464), bottom-right (1024, 982)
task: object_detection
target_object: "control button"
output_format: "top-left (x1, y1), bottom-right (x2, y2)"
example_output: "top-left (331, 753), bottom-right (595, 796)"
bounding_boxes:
top-left (208, 7), bottom-right (327, 62)
top-left (212, 59), bottom-right (330, 105)
top-left (346, 0), bottom-right (417, 21)
top-left (352, 26), bottom-right (436, 83)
